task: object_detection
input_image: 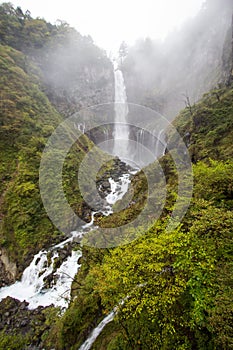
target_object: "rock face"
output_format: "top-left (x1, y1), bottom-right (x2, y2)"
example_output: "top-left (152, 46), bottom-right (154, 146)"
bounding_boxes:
top-left (45, 64), bottom-right (115, 117)
top-left (0, 249), bottom-right (17, 287)
top-left (35, 34), bottom-right (115, 117)
top-left (222, 14), bottom-right (233, 84)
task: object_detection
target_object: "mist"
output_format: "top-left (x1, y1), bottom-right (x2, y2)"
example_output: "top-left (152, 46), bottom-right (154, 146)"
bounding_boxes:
top-left (121, 0), bottom-right (233, 118)
top-left (7, 0), bottom-right (205, 51)
top-left (33, 27), bottom-right (114, 116)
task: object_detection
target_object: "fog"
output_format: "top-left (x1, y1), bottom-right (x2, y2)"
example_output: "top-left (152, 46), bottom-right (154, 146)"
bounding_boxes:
top-left (7, 0), bottom-right (205, 51)
top-left (122, 0), bottom-right (233, 118)
top-left (34, 29), bottom-right (114, 116)
top-left (4, 0), bottom-right (232, 119)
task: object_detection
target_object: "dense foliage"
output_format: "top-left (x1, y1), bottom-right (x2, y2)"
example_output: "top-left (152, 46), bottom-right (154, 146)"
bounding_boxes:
top-left (0, 44), bottom-right (62, 264)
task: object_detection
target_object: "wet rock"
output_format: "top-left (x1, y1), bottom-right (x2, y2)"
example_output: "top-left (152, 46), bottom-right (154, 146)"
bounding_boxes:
top-left (35, 257), bottom-right (41, 266)
top-left (43, 273), bottom-right (54, 289)
top-left (96, 158), bottom-right (133, 202)
top-left (42, 242), bottom-right (78, 290)
top-left (102, 180), bottom-right (111, 190)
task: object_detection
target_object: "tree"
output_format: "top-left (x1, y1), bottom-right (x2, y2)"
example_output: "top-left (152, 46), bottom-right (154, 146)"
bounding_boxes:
top-left (119, 41), bottom-right (128, 61)
top-left (91, 204), bottom-right (233, 349)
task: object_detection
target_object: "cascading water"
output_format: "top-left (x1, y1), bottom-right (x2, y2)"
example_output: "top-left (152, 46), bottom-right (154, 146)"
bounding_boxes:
top-left (106, 173), bottom-right (131, 205)
top-left (79, 311), bottom-right (116, 350)
top-left (155, 129), bottom-right (165, 157)
top-left (133, 127), bottom-right (166, 167)
top-left (0, 241), bottom-right (82, 309)
top-left (0, 172), bottom-right (131, 310)
top-left (113, 68), bottom-right (130, 162)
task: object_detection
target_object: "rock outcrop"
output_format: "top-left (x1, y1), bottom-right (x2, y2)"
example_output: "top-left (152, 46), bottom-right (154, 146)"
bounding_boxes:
top-left (0, 249), bottom-right (17, 287)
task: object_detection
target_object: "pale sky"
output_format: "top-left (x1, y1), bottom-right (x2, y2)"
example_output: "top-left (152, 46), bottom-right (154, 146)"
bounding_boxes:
top-left (3, 0), bottom-right (205, 52)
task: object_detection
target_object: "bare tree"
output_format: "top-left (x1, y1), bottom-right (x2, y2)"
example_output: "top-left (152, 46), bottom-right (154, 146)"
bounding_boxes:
top-left (182, 92), bottom-right (193, 115)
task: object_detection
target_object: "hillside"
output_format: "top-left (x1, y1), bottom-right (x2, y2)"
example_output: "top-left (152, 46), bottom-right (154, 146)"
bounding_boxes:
top-left (0, 3), bottom-right (114, 281)
top-left (95, 87), bottom-right (233, 350)
top-left (39, 82), bottom-right (233, 350)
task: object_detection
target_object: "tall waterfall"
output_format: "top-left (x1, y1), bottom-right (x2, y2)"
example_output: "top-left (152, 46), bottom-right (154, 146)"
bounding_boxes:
top-left (113, 68), bottom-right (130, 162)
top-left (112, 67), bottom-right (166, 167)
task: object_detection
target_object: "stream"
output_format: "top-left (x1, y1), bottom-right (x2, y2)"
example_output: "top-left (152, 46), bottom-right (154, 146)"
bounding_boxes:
top-left (0, 174), bottom-right (131, 310)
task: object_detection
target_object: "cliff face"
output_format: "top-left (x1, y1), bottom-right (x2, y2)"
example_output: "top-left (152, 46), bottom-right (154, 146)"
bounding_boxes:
top-left (45, 64), bottom-right (114, 116)
top-left (0, 249), bottom-right (17, 287)
top-left (33, 33), bottom-right (114, 116)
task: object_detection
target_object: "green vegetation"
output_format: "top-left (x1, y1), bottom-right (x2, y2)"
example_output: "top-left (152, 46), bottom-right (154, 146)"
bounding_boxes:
top-left (173, 85), bottom-right (233, 162)
top-left (0, 2), bottom-right (232, 350)
top-left (0, 3), bottom-right (112, 269)
top-left (0, 44), bottom-right (62, 265)
top-left (47, 82), bottom-right (233, 349)
top-left (90, 204), bottom-right (232, 349)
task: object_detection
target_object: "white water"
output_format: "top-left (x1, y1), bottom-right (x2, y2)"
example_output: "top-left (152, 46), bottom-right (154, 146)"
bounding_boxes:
top-left (0, 172), bottom-right (131, 310)
top-left (155, 129), bottom-right (165, 157)
top-left (79, 297), bottom-right (128, 350)
top-left (113, 68), bottom-right (130, 162)
top-left (79, 310), bottom-right (115, 350)
top-left (76, 123), bottom-right (85, 134)
top-left (106, 173), bottom-right (131, 205)
top-left (0, 244), bottom-right (82, 309)
top-left (134, 127), bottom-right (166, 167)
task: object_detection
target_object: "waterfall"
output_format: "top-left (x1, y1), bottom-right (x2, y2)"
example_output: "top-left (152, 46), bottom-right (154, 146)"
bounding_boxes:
top-left (0, 171), bottom-right (131, 310)
top-left (0, 247), bottom-right (81, 309)
top-left (74, 123), bottom-right (85, 134)
top-left (132, 128), bottom-right (166, 167)
top-left (135, 129), bottom-right (145, 166)
top-left (106, 173), bottom-right (131, 205)
top-left (79, 311), bottom-right (115, 350)
top-left (113, 68), bottom-right (130, 162)
top-left (96, 64), bottom-right (166, 168)
top-left (155, 129), bottom-right (165, 158)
